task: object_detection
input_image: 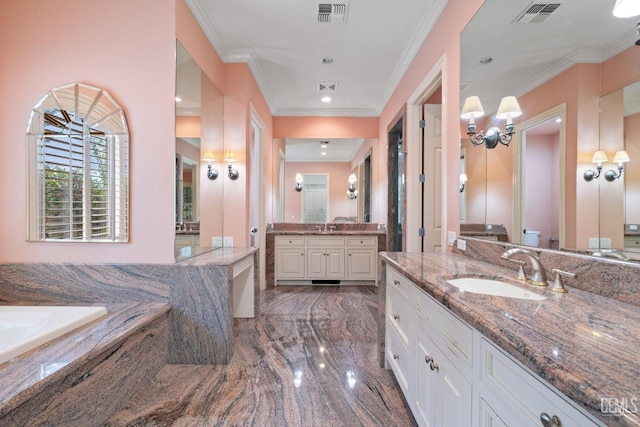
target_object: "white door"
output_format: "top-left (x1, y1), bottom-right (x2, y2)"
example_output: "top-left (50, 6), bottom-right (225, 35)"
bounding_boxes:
top-left (423, 103), bottom-right (443, 253)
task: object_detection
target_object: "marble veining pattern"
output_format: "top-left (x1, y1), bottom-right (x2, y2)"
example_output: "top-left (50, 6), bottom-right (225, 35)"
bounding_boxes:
top-left (107, 286), bottom-right (416, 426)
top-left (380, 251), bottom-right (640, 426)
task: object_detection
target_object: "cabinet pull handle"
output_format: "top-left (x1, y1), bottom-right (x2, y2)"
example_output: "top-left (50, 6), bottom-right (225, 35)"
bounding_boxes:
top-left (394, 280), bottom-right (400, 286)
top-left (393, 354), bottom-right (399, 360)
top-left (393, 314), bottom-right (399, 320)
top-left (539, 413), bottom-right (561, 426)
top-left (429, 360), bottom-right (439, 372)
top-left (424, 355), bottom-right (433, 364)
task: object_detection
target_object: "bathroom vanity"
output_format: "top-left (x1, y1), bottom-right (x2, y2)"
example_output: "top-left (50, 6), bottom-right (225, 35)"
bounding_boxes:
top-left (379, 251), bottom-right (640, 427)
top-left (265, 223), bottom-right (385, 286)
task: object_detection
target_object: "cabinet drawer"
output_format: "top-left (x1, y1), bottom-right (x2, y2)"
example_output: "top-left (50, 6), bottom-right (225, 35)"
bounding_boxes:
top-left (386, 322), bottom-right (411, 395)
top-left (307, 236), bottom-right (345, 246)
top-left (347, 236), bottom-right (377, 247)
top-left (416, 288), bottom-right (473, 369)
top-left (624, 237), bottom-right (640, 247)
top-left (275, 236), bottom-right (305, 246)
top-left (386, 266), bottom-right (414, 303)
top-left (480, 338), bottom-right (601, 426)
top-left (386, 293), bottom-right (413, 348)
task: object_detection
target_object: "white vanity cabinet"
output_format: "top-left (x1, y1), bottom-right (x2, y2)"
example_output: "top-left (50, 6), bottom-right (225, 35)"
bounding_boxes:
top-left (384, 265), bottom-right (603, 427)
top-left (274, 235), bottom-right (379, 285)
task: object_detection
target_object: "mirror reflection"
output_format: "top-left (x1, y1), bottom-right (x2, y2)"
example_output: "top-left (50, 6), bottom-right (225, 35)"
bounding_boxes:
top-left (175, 41), bottom-right (224, 253)
top-left (460, 0), bottom-right (640, 262)
top-left (274, 138), bottom-right (374, 224)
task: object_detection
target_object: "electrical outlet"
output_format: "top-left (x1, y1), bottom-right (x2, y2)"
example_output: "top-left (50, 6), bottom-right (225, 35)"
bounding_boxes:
top-left (223, 236), bottom-right (234, 247)
top-left (212, 236), bottom-right (222, 247)
top-left (588, 238), bottom-right (599, 249)
top-left (600, 238), bottom-right (611, 249)
top-left (447, 231), bottom-right (456, 246)
top-left (457, 239), bottom-right (467, 251)
top-left (486, 224), bottom-right (493, 230)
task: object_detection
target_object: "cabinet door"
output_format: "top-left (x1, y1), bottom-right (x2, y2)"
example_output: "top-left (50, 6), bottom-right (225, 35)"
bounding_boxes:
top-left (438, 353), bottom-right (472, 427)
top-left (325, 249), bottom-right (345, 278)
top-left (306, 248), bottom-right (326, 278)
top-left (275, 248), bottom-right (305, 279)
top-left (347, 249), bottom-right (376, 279)
top-left (415, 330), bottom-right (439, 427)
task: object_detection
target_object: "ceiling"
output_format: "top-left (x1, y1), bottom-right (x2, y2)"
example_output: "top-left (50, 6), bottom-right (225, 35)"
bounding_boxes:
top-left (182, 0), bottom-right (640, 160)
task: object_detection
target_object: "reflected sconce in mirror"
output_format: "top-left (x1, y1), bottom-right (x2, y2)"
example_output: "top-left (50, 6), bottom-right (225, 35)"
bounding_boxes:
top-left (459, 173), bottom-right (468, 192)
top-left (605, 150), bottom-right (631, 181)
top-left (583, 150), bottom-right (608, 181)
top-left (613, 0), bottom-right (640, 17)
top-left (295, 173), bottom-right (303, 192)
top-left (203, 149), bottom-right (219, 180)
top-left (460, 96), bottom-right (522, 149)
top-left (224, 150), bottom-right (239, 180)
top-left (347, 173), bottom-right (358, 200)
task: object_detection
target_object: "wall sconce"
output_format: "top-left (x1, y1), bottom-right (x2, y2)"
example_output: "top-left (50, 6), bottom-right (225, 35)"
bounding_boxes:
top-left (613, 0), bottom-right (640, 17)
top-left (347, 173), bottom-right (358, 200)
top-left (202, 149), bottom-right (218, 180)
top-left (224, 150), bottom-right (239, 180)
top-left (460, 96), bottom-right (522, 149)
top-left (295, 173), bottom-right (303, 192)
top-left (605, 150), bottom-right (631, 181)
top-left (583, 151), bottom-right (608, 181)
top-left (459, 173), bottom-right (468, 193)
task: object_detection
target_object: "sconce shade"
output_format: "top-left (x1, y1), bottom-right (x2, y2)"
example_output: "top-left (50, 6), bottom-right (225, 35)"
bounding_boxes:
top-left (295, 173), bottom-right (303, 184)
top-left (460, 96), bottom-right (485, 121)
top-left (348, 173), bottom-right (357, 184)
top-left (495, 96), bottom-right (522, 123)
top-left (459, 173), bottom-right (468, 183)
top-left (591, 150), bottom-right (608, 164)
top-left (224, 150), bottom-right (236, 162)
top-left (202, 149), bottom-right (216, 162)
top-left (613, 0), bottom-right (640, 17)
top-left (613, 150), bottom-right (630, 164)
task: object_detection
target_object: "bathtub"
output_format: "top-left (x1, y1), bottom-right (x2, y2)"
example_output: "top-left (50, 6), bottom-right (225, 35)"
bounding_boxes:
top-left (0, 306), bottom-right (108, 364)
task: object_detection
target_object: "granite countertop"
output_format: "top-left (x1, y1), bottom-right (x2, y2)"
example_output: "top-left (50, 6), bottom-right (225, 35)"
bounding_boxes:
top-left (380, 251), bottom-right (640, 426)
top-left (176, 247), bottom-right (257, 266)
top-left (175, 230), bottom-right (200, 235)
top-left (267, 230), bottom-right (385, 236)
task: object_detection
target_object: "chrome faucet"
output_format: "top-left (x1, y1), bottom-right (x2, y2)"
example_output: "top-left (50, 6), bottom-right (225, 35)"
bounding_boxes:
top-left (591, 249), bottom-right (630, 260)
top-left (501, 247), bottom-right (548, 285)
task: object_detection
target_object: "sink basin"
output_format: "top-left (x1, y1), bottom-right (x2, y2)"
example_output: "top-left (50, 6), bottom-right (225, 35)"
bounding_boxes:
top-left (446, 278), bottom-right (546, 301)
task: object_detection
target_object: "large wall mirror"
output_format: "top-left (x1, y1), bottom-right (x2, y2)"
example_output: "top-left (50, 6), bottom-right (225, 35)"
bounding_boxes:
top-left (175, 41), bottom-right (224, 254)
top-left (459, 0), bottom-right (640, 262)
top-left (271, 138), bottom-right (375, 224)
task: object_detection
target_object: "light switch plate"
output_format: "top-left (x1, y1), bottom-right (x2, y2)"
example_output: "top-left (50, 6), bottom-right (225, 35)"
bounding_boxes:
top-left (457, 239), bottom-right (466, 251)
top-left (447, 231), bottom-right (456, 246)
top-left (588, 238), bottom-right (599, 249)
top-left (600, 237), bottom-right (611, 249)
top-left (212, 236), bottom-right (222, 247)
top-left (223, 236), bottom-right (234, 247)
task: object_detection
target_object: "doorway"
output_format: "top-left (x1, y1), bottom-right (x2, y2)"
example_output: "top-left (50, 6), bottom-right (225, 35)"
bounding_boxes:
top-left (302, 174), bottom-right (329, 223)
top-left (388, 112), bottom-right (406, 251)
top-left (514, 105), bottom-right (566, 249)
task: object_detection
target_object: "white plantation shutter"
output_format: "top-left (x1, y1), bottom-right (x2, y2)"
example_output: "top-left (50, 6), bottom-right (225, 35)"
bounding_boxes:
top-left (27, 83), bottom-right (129, 242)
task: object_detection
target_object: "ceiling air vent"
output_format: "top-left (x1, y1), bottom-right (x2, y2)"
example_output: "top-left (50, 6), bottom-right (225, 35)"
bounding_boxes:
top-left (512, 2), bottom-right (562, 24)
top-left (317, 2), bottom-right (349, 24)
top-left (318, 82), bottom-right (338, 93)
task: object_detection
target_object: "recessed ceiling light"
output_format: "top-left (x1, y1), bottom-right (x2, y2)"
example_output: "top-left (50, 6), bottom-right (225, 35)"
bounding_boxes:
top-left (477, 57), bottom-right (494, 65)
top-left (321, 96), bottom-right (332, 103)
top-left (175, 96), bottom-right (182, 102)
top-left (321, 56), bottom-right (335, 65)
top-left (555, 118), bottom-right (562, 123)
top-left (321, 152), bottom-right (327, 156)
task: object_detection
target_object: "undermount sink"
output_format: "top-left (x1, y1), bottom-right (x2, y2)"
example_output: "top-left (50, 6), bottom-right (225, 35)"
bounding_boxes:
top-left (446, 277), bottom-right (547, 301)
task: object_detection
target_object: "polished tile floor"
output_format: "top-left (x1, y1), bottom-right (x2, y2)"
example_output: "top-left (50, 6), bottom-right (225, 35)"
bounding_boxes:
top-left (109, 286), bottom-right (416, 426)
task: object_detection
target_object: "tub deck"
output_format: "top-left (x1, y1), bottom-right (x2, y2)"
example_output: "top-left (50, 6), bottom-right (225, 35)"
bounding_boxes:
top-left (0, 302), bottom-right (170, 420)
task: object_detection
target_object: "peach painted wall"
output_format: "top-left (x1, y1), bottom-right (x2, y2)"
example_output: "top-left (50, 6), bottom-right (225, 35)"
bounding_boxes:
top-left (176, 116), bottom-right (201, 138)
top-left (273, 117), bottom-right (378, 139)
top-left (284, 162), bottom-right (353, 222)
top-left (222, 62), bottom-right (273, 247)
top-left (378, 0), bottom-right (485, 251)
top-left (0, 0), bottom-right (177, 263)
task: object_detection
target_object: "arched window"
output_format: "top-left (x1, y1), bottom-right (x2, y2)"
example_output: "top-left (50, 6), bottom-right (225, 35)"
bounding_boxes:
top-left (26, 83), bottom-right (129, 242)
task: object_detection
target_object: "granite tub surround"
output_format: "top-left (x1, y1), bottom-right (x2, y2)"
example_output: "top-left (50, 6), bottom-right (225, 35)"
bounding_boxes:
top-left (107, 286), bottom-right (416, 426)
top-left (455, 237), bottom-right (640, 307)
top-left (0, 302), bottom-right (170, 426)
top-left (378, 251), bottom-right (640, 426)
top-left (266, 222), bottom-right (386, 287)
top-left (0, 248), bottom-right (259, 365)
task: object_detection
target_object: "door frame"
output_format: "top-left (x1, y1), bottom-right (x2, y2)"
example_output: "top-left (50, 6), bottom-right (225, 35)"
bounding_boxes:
top-left (406, 56), bottom-right (445, 252)
top-left (512, 103), bottom-right (566, 247)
